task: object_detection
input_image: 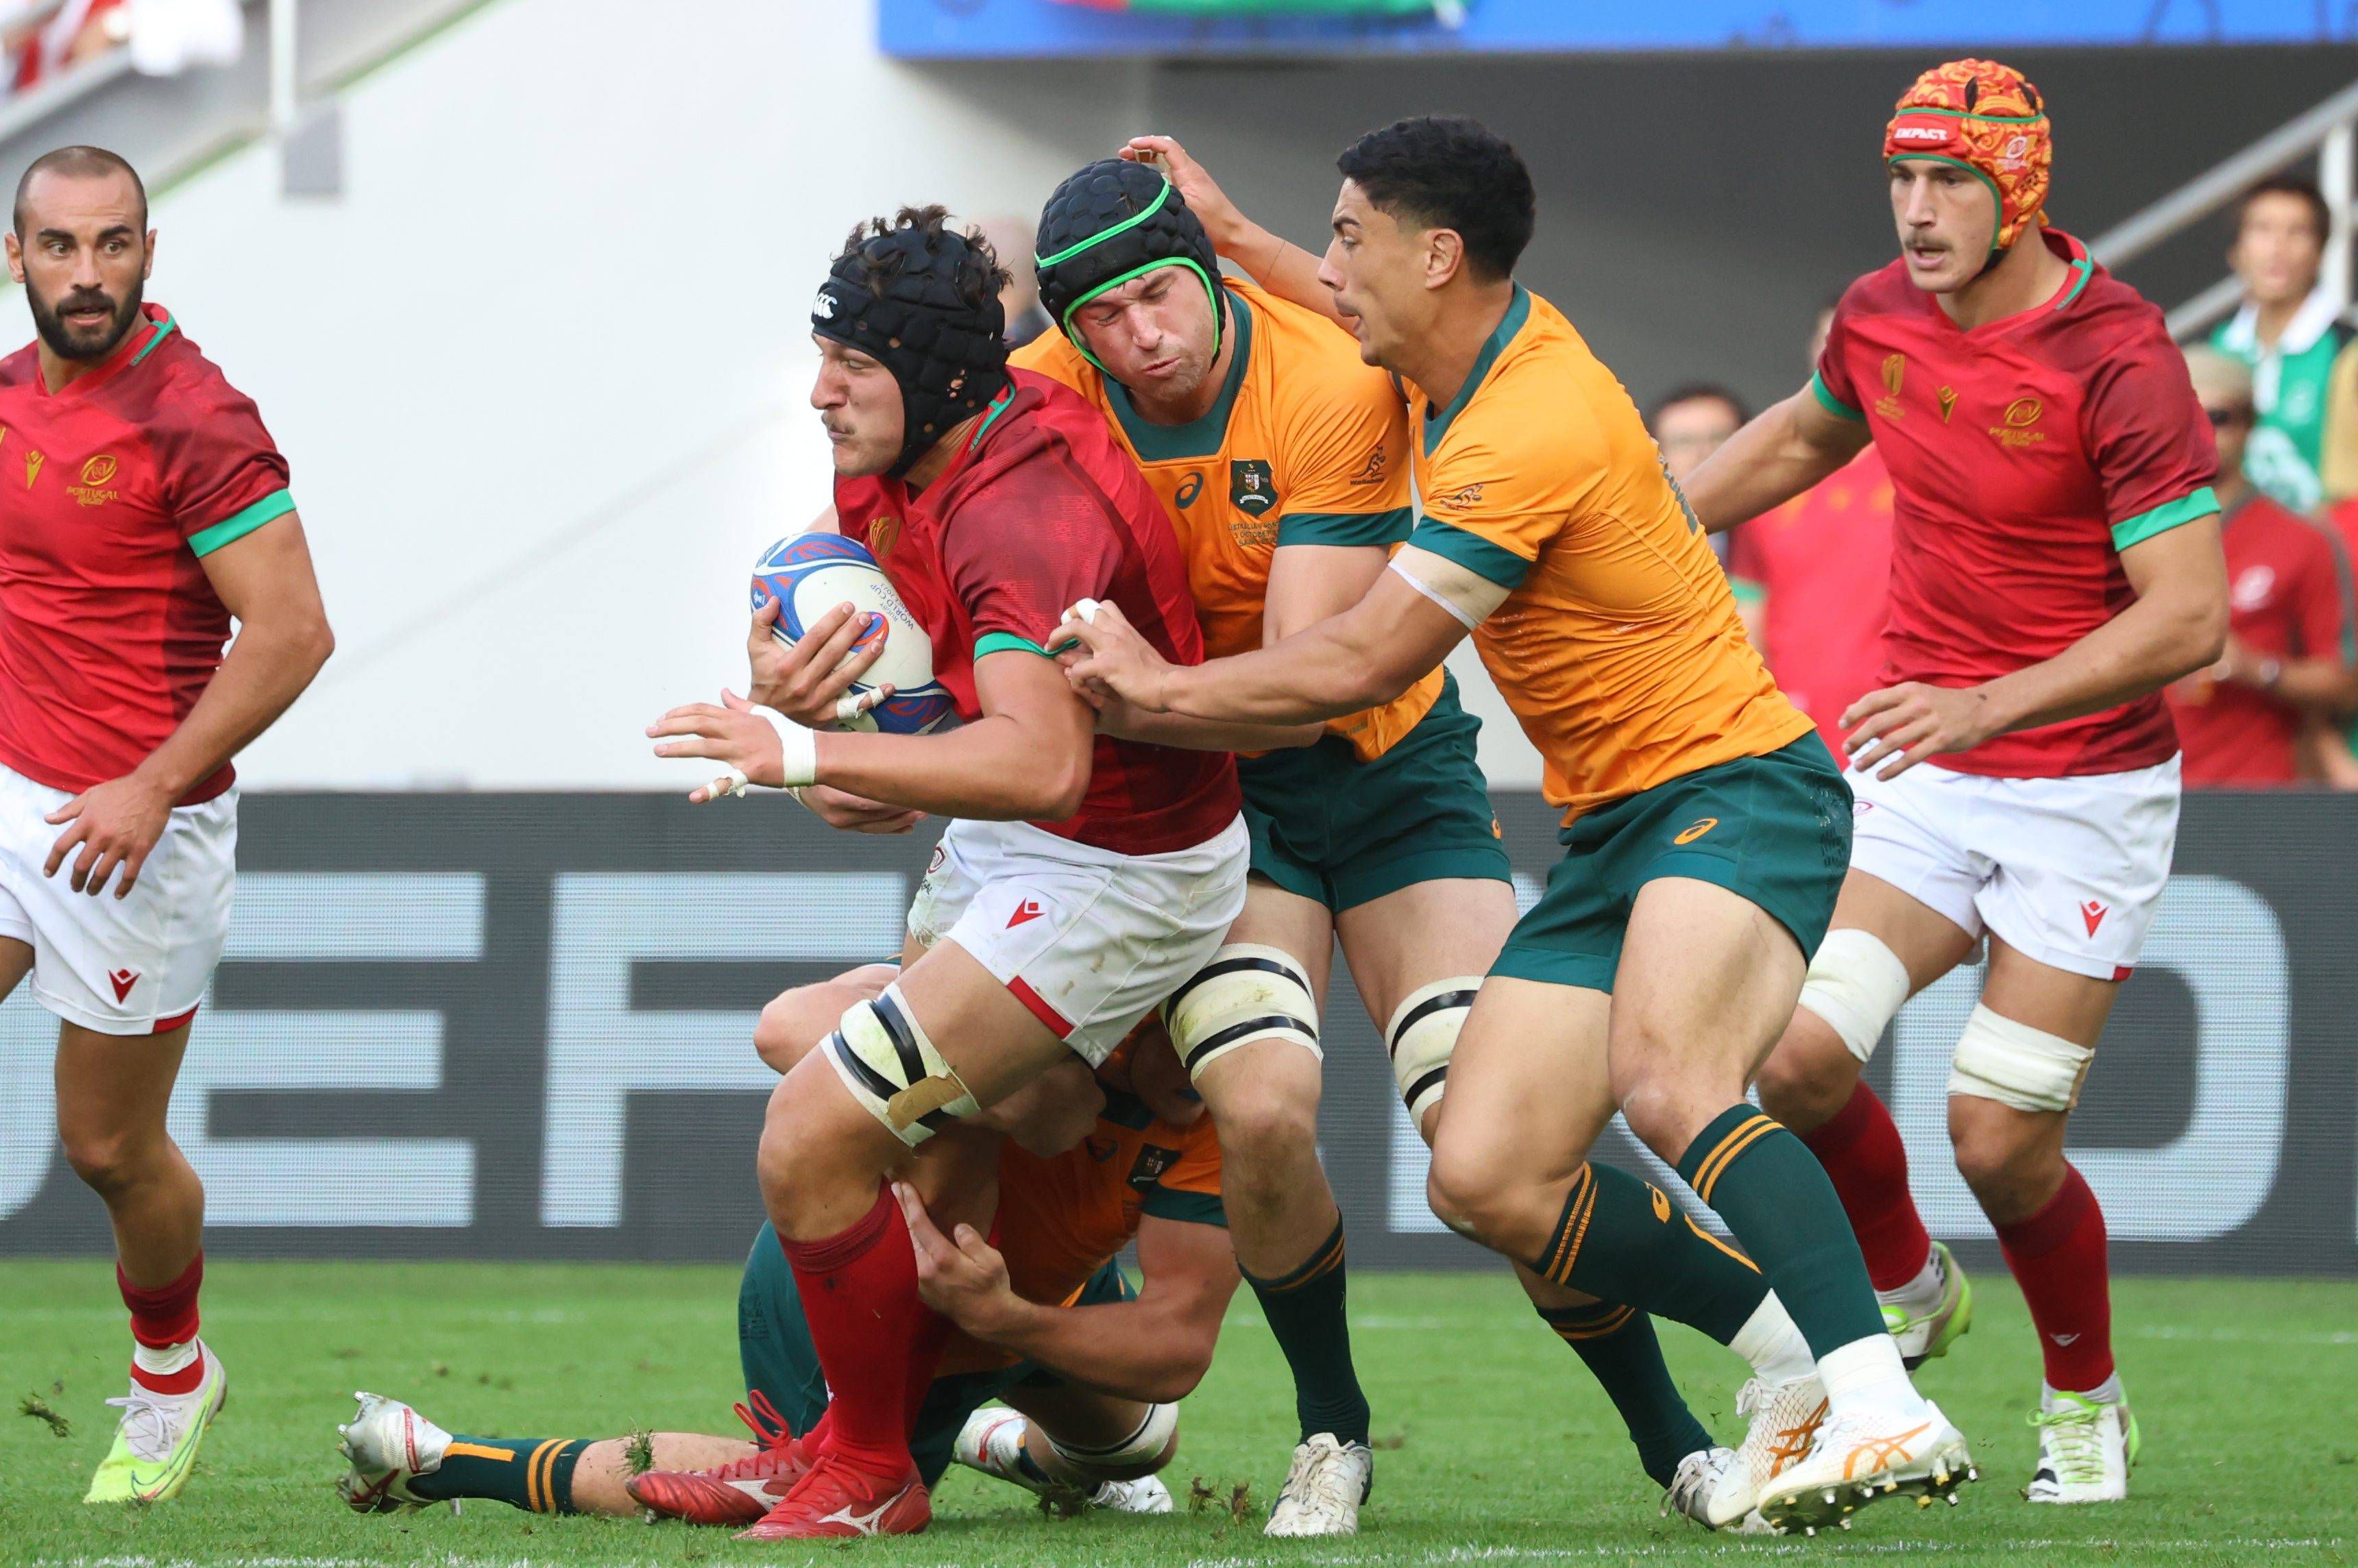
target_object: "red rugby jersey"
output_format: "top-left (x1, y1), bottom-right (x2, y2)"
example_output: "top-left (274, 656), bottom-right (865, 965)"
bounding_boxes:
top-left (1727, 447), bottom-right (1895, 747)
top-left (2165, 491), bottom-right (2353, 786)
top-left (0, 304), bottom-right (293, 803)
top-left (834, 370), bottom-right (1239, 854)
top-left (1815, 231), bottom-right (2218, 778)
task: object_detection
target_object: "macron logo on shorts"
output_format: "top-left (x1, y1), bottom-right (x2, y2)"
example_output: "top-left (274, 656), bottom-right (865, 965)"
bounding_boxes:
top-left (108, 968), bottom-right (138, 1002)
top-left (2080, 901), bottom-right (2108, 936)
top-left (1006, 898), bottom-right (1045, 929)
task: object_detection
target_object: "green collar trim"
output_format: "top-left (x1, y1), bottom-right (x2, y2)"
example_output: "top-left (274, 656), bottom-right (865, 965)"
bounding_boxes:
top-left (1036, 180), bottom-right (1171, 269)
top-left (2054, 254), bottom-right (2094, 313)
top-left (1104, 288), bottom-right (1252, 463)
top-left (1424, 285), bottom-right (1529, 457)
top-left (1887, 154), bottom-right (2006, 258)
top-left (967, 383), bottom-right (1017, 451)
top-left (129, 310), bottom-right (177, 367)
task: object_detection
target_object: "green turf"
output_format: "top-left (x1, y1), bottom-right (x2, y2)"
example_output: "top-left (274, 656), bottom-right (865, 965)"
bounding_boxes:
top-left (2, 1261), bottom-right (2351, 1565)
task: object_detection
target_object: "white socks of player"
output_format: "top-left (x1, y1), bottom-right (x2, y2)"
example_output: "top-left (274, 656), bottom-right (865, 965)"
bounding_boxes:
top-left (1878, 1247), bottom-right (1947, 1316)
top-left (1728, 1293), bottom-right (1816, 1386)
top-left (1816, 1334), bottom-right (1932, 1423)
top-left (132, 1337), bottom-right (200, 1380)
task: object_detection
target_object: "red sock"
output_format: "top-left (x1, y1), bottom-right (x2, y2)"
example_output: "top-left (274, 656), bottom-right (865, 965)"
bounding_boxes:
top-left (781, 1186), bottom-right (921, 1478)
top-left (1996, 1162), bottom-right (2113, 1392)
top-left (1799, 1083), bottom-right (1931, 1291)
top-left (119, 1252), bottom-right (202, 1349)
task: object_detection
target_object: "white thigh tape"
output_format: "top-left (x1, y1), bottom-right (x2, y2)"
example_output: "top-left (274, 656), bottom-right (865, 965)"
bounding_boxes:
top-left (1045, 1400), bottom-right (1178, 1474)
top-left (1796, 928), bottom-right (1911, 1065)
top-left (1161, 943), bottom-right (1320, 1081)
top-left (1385, 977), bottom-right (1480, 1125)
top-left (1947, 1003), bottom-right (2093, 1114)
top-left (823, 983), bottom-right (979, 1147)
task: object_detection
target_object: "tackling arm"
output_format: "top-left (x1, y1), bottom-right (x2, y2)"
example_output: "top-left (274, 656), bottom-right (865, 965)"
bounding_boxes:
top-left (1681, 384), bottom-right (1871, 535)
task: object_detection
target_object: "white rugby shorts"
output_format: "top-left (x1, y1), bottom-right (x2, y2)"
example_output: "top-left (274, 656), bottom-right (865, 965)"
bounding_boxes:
top-left (0, 761), bottom-right (236, 1035)
top-left (906, 813), bottom-right (1249, 1066)
top-left (1846, 755), bottom-right (2180, 981)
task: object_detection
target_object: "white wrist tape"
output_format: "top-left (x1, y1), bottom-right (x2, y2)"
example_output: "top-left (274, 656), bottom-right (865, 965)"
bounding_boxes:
top-left (755, 706), bottom-right (818, 787)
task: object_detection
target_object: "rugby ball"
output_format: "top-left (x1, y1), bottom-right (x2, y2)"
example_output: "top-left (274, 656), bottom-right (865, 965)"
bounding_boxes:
top-left (750, 533), bottom-right (959, 735)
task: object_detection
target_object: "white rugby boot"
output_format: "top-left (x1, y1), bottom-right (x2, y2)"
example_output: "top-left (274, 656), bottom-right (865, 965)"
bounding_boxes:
top-left (335, 1391), bottom-right (453, 1514)
top-left (1755, 1397), bottom-right (1974, 1535)
top-left (1664, 1445), bottom-right (1773, 1534)
top-left (1264, 1432), bottom-right (1372, 1536)
top-left (1718, 1369), bottom-right (1832, 1531)
top-left (951, 1406), bottom-right (1173, 1514)
top-left (1880, 1242), bottom-right (1974, 1369)
top-left (2023, 1386), bottom-right (2137, 1504)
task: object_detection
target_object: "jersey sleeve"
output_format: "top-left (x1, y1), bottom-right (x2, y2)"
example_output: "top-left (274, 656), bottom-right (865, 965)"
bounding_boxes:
top-left (155, 369), bottom-right (294, 556)
top-left (1404, 422), bottom-right (1573, 593)
top-left (2294, 523), bottom-right (2357, 665)
top-left (1138, 1122), bottom-right (1225, 1228)
top-left (2086, 321), bottom-right (2221, 552)
top-left (1810, 289), bottom-right (1868, 423)
top-left (940, 465), bottom-right (1126, 658)
top-left (1274, 361), bottom-right (1414, 549)
top-left (1725, 519), bottom-right (1768, 605)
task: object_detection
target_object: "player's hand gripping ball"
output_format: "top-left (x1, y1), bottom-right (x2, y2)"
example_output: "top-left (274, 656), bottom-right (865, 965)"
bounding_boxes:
top-left (749, 534), bottom-right (958, 735)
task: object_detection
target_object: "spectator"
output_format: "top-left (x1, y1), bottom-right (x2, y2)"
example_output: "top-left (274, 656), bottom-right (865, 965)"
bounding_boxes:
top-left (976, 213), bottom-right (1054, 350)
top-left (1723, 305), bottom-right (1894, 748)
top-left (2210, 175), bottom-right (2358, 512)
top-left (2167, 347), bottom-right (2358, 787)
top-left (1649, 384), bottom-right (1747, 565)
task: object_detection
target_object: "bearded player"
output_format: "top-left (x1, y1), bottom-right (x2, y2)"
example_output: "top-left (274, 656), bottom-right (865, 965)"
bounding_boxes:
top-left (1058, 119), bottom-right (1969, 1536)
top-left (648, 207), bottom-right (1245, 1539)
top-left (1681, 61), bottom-right (2228, 1506)
top-left (0, 147), bottom-right (332, 1503)
top-left (337, 972), bottom-right (1234, 1528)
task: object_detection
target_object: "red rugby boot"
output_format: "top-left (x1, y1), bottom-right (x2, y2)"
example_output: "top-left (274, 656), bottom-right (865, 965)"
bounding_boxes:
top-left (627, 1392), bottom-right (815, 1526)
top-left (734, 1453), bottom-right (929, 1540)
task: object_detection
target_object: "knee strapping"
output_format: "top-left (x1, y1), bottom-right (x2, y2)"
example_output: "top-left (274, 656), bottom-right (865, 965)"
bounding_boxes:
top-left (1948, 1004), bottom-right (2093, 1113)
top-left (1163, 944), bottom-right (1319, 1082)
top-left (1385, 977), bottom-right (1480, 1125)
top-left (822, 983), bottom-right (979, 1147)
top-left (1796, 929), bottom-right (1911, 1064)
top-left (1041, 1400), bottom-right (1179, 1478)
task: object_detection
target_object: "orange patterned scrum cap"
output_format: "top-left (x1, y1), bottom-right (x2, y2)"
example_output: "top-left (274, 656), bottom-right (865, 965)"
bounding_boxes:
top-left (1884, 58), bottom-right (2052, 253)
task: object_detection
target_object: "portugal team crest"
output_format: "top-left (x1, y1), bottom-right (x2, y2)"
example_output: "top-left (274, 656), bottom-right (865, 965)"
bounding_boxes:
top-left (1230, 458), bottom-right (1278, 517)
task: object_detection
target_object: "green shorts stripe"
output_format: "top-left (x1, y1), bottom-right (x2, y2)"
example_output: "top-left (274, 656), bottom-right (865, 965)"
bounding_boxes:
top-left (1491, 734), bottom-right (1851, 994)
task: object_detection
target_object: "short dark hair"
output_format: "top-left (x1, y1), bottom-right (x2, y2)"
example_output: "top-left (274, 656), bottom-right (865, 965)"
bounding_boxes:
top-left (1649, 382), bottom-right (1749, 429)
top-left (834, 204), bottom-right (1010, 315)
top-left (2236, 175), bottom-right (2331, 245)
top-left (1336, 116), bottom-right (1535, 283)
top-left (14, 145), bottom-right (146, 236)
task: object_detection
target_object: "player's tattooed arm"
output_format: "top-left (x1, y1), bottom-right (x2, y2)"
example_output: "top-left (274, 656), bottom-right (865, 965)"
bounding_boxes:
top-left (1122, 135), bottom-right (1346, 330)
top-left (1055, 568), bottom-right (1468, 726)
top-left (1845, 515), bottom-right (2230, 779)
top-left (1681, 384), bottom-right (1871, 535)
top-left (899, 1185), bottom-right (1239, 1404)
top-left (45, 511), bottom-right (332, 898)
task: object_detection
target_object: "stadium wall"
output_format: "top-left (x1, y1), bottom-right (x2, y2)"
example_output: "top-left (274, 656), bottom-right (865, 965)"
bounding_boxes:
top-left (0, 789), bottom-right (2350, 1278)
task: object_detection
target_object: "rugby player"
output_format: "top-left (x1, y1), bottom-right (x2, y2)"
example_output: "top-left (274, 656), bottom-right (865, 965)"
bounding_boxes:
top-left (335, 973), bottom-right (1235, 1527)
top-left (1060, 119), bottom-right (1972, 1536)
top-left (0, 146), bottom-right (333, 1503)
top-left (647, 207), bottom-right (1246, 1539)
top-left (1682, 60), bottom-right (2229, 1506)
top-left (1004, 156), bottom-right (1517, 1533)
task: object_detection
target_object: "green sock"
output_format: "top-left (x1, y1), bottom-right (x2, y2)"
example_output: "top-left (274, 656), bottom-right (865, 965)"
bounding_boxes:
top-left (1531, 1160), bottom-right (1768, 1344)
top-left (409, 1436), bottom-right (591, 1514)
top-left (1539, 1301), bottom-right (1714, 1489)
top-left (1676, 1105), bottom-right (1884, 1358)
top-left (1241, 1218), bottom-right (1372, 1446)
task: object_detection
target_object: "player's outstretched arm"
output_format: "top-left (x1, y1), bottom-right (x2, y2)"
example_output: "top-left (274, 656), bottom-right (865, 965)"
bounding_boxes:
top-left (42, 514), bottom-right (332, 898)
top-left (1056, 568), bottom-right (1466, 727)
top-left (899, 1187), bottom-right (1239, 1404)
top-left (1846, 515), bottom-right (2229, 779)
top-left (1122, 134), bottom-right (1346, 328)
top-left (1682, 384), bottom-right (1871, 535)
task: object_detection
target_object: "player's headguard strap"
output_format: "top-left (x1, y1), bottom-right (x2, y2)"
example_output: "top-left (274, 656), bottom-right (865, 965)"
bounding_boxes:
top-left (1034, 159), bottom-right (1226, 373)
top-left (812, 219), bottom-right (1010, 478)
top-left (1884, 58), bottom-right (2052, 255)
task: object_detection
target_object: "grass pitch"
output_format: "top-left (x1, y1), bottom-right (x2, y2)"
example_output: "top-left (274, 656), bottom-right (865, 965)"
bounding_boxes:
top-left (2, 1260), bottom-right (2351, 1567)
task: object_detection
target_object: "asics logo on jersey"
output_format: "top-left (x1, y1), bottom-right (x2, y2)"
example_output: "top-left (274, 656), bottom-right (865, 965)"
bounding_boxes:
top-left (108, 968), bottom-right (139, 1002)
top-left (1174, 471), bottom-right (1204, 508)
top-left (2080, 900), bottom-right (2108, 935)
top-left (1673, 816), bottom-right (1720, 844)
top-left (1006, 898), bottom-right (1045, 929)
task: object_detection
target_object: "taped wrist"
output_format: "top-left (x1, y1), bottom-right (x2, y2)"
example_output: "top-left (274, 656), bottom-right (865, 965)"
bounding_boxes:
top-left (1162, 943), bottom-right (1319, 1082)
top-left (755, 707), bottom-right (819, 787)
top-left (822, 983), bottom-right (979, 1147)
top-left (1385, 977), bottom-right (1481, 1127)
